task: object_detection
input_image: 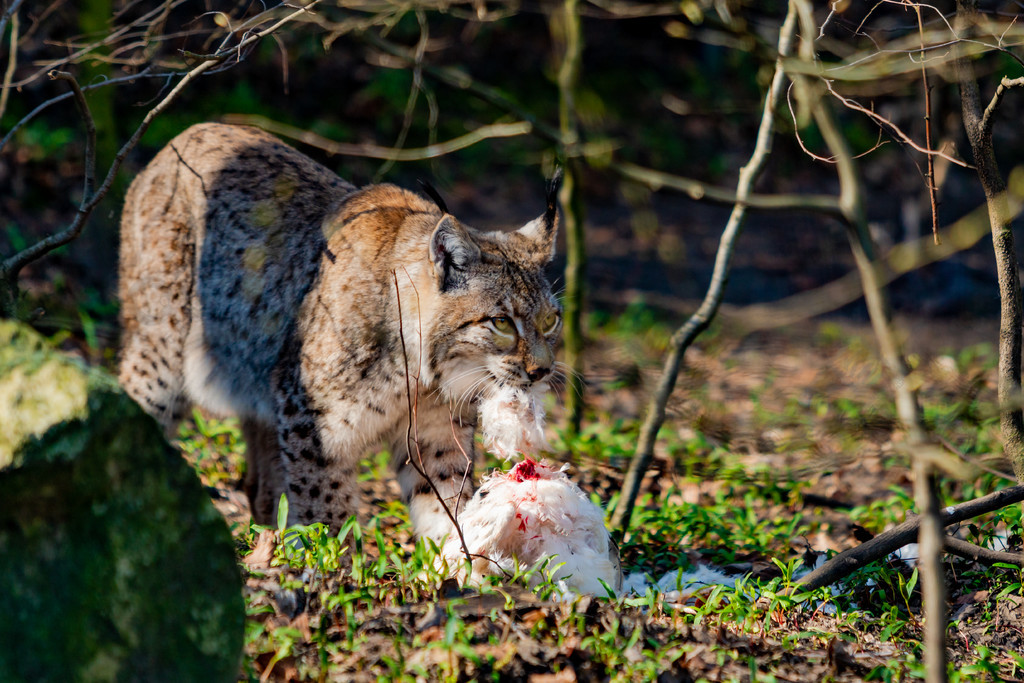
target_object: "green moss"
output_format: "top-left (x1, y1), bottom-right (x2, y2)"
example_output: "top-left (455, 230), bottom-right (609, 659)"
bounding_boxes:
top-left (0, 321), bottom-right (244, 683)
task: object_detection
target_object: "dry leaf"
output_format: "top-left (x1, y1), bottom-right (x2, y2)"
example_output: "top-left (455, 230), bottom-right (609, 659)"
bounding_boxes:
top-left (244, 529), bottom-right (276, 568)
top-left (528, 666), bottom-right (576, 682)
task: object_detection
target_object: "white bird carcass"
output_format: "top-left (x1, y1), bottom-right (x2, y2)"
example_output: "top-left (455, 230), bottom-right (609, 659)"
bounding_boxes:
top-left (442, 458), bottom-right (623, 595)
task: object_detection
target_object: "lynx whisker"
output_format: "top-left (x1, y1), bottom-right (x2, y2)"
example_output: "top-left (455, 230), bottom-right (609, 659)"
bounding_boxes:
top-left (554, 360), bottom-right (584, 381)
top-left (454, 373), bottom-right (493, 416)
top-left (438, 364), bottom-right (489, 394)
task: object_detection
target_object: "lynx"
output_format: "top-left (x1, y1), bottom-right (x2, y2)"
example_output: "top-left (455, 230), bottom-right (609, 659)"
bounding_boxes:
top-left (118, 123), bottom-right (562, 541)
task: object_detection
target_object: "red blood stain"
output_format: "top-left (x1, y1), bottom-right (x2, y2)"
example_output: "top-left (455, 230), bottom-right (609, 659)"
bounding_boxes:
top-left (510, 458), bottom-right (539, 482)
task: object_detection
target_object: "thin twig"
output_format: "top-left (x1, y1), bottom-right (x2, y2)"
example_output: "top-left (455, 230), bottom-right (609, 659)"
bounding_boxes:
top-left (48, 71), bottom-right (96, 199)
top-left (613, 160), bottom-right (844, 217)
top-left (364, 31), bottom-right (565, 146)
top-left (910, 0), bottom-right (942, 245)
top-left (980, 75), bottom-right (1024, 141)
top-left (825, 82), bottom-right (972, 169)
top-left (222, 114), bottom-right (532, 160)
top-left (392, 270), bottom-right (473, 566)
top-left (0, 0), bottom-right (323, 316)
top-left (376, 7), bottom-right (428, 180)
top-left (11, 0), bottom-right (191, 88)
top-left (0, 69), bottom-right (156, 156)
top-left (0, 8), bottom-right (19, 123)
top-left (936, 435), bottom-right (1017, 483)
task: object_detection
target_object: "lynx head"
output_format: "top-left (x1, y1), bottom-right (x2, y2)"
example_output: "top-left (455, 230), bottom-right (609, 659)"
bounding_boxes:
top-left (424, 172), bottom-right (563, 408)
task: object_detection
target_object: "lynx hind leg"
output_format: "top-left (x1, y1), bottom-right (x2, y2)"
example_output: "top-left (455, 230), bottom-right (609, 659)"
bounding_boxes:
top-left (240, 417), bottom-right (287, 525)
top-left (118, 329), bottom-right (190, 434)
top-left (118, 179), bottom-right (194, 432)
top-left (392, 401), bottom-right (476, 544)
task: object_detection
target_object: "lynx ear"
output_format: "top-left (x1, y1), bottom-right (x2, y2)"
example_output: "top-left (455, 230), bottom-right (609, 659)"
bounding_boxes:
top-left (516, 167), bottom-right (563, 265)
top-left (429, 216), bottom-right (480, 291)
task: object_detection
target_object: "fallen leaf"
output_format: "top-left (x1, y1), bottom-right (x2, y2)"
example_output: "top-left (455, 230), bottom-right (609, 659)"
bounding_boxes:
top-left (244, 529), bottom-right (276, 567)
top-left (521, 608), bottom-right (549, 629)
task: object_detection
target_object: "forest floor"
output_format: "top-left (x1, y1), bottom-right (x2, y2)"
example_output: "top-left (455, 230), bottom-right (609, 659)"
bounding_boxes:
top-left (173, 309), bottom-right (1024, 682)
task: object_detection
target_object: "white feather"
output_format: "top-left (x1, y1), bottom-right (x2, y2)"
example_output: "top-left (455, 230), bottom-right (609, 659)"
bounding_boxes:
top-left (478, 385), bottom-right (548, 459)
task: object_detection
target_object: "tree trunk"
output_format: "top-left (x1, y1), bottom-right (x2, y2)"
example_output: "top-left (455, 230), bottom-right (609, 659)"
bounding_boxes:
top-left (554, 0), bottom-right (586, 438)
top-left (955, 0), bottom-right (1024, 483)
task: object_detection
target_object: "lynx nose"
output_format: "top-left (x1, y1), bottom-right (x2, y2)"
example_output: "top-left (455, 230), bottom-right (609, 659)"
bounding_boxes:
top-left (526, 365), bottom-right (551, 383)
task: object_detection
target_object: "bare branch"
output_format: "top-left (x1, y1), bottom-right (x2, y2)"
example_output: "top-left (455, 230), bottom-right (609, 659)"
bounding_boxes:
top-left (10, 0), bottom-right (187, 88)
top-left (981, 75), bottom-right (1024, 141)
top-left (392, 270), bottom-right (474, 568)
top-left (795, 2), bottom-right (944, 677)
top-left (729, 196), bottom-right (1010, 330)
top-left (375, 8), bottom-right (429, 180)
top-left (48, 71), bottom-right (96, 200)
top-left (612, 160), bottom-right (844, 217)
top-left (364, 31), bottom-right (566, 146)
top-left (0, 0), bottom-right (25, 44)
top-left (825, 82), bottom-right (972, 169)
top-left (793, 484), bottom-right (1024, 592)
top-left (0, 69), bottom-right (157, 156)
top-left (944, 536), bottom-right (1024, 568)
top-left (936, 435), bottom-right (1018, 484)
top-left (555, 0), bottom-right (587, 438)
top-left (0, 6), bottom-right (18, 123)
top-left (912, 1), bottom-right (942, 245)
top-left (956, 0), bottom-right (1024, 483)
top-left (222, 114), bottom-right (532, 161)
top-left (785, 24), bottom-right (1024, 82)
top-left (0, 0), bottom-right (324, 316)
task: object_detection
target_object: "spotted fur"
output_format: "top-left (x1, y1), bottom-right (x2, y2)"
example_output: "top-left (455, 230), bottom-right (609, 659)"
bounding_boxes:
top-left (118, 123), bottom-right (561, 540)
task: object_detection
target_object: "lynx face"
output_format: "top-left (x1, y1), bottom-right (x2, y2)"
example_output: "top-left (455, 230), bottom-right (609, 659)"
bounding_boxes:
top-left (428, 222), bottom-right (563, 409)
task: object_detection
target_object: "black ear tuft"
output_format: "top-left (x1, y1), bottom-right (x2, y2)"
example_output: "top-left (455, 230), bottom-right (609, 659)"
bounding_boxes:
top-left (545, 166), bottom-right (564, 220)
top-left (418, 179), bottom-right (449, 215)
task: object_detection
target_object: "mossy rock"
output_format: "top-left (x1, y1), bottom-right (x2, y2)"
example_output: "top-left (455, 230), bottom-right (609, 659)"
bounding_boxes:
top-left (0, 321), bottom-right (244, 683)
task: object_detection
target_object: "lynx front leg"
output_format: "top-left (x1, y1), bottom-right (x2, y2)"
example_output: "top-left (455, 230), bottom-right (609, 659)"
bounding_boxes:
top-left (272, 366), bottom-right (360, 531)
top-left (391, 398), bottom-right (477, 544)
top-left (277, 419), bottom-right (360, 531)
top-left (240, 417), bottom-right (287, 525)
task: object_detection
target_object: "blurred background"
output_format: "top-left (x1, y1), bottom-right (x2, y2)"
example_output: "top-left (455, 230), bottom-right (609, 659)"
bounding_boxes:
top-left (6, 1), bottom-right (1019, 334)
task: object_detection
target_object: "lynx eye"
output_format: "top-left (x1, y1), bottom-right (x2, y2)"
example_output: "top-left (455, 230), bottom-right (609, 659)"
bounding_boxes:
top-left (490, 316), bottom-right (515, 335)
top-left (540, 310), bottom-right (560, 336)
